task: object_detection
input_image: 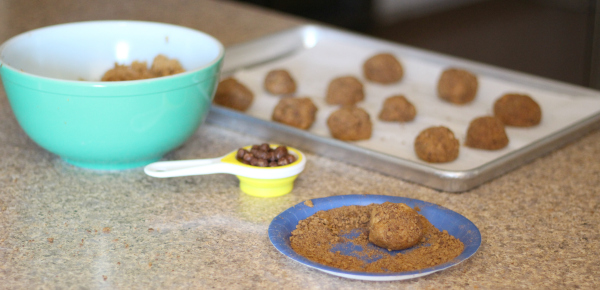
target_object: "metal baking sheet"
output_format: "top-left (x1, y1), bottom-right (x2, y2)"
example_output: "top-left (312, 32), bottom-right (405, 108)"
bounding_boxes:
top-left (206, 25), bottom-right (600, 192)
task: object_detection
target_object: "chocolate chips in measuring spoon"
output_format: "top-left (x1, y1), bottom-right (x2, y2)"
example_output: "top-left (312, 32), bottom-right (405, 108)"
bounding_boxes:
top-left (236, 143), bottom-right (297, 167)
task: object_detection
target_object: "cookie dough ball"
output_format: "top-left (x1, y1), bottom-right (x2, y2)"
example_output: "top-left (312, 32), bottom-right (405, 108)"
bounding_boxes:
top-left (414, 126), bottom-right (459, 163)
top-left (264, 69), bottom-right (296, 95)
top-left (327, 106), bottom-right (372, 141)
top-left (272, 97), bottom-right (318, 130)
top-left (363, 53), bottom-right (404, 84)
top-left (493, 93), bottom-right (541, 127)
top-left (378, 95), bottom-right (417, 122)
top-left (465, 116), bottom-right (509, 150)
top-left (213, 78), bottom-right (254, 111)
top-left (369, 202), bottom-right (424, 251)
top-left (437, 68), bottom-right (478, 104)
top-left (326, 76), bottom-right (364, 105)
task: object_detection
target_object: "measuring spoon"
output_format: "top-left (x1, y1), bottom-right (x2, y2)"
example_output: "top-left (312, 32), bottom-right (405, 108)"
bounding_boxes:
top-left (144, 145), bottom-right (306, 197)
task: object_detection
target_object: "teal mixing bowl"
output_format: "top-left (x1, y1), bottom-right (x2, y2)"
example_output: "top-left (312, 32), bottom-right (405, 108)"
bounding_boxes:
top-left (0, 21), bottom-right (224, 170)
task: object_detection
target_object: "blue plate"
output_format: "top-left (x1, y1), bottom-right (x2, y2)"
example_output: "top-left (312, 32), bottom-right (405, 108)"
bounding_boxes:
top-left (268, 195), bottom-right (481, 281)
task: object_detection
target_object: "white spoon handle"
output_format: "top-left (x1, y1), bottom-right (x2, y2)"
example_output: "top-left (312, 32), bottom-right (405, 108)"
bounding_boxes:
top-left (144, 157), bottom-right (235, 178)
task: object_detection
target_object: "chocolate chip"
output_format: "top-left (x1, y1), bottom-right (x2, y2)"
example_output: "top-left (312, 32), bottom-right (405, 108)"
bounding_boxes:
top-left (286, 154), bottom-right (296, 163)
top-left (266, 151), bottom-right (276, 161)
top-left (237, 149), bottom-right (248, 160)
top-left (256, 158), bottom-right (268, 167)
top-left (277, 158), bottom-right (289, 166)
top-left (259, 143), bottom-right (270, 152)
top-left (243, 152), bottom-right (254, 162)
top-left (255, 150), bottom-right (268, 159)
top-left (274, 146), bottom-right (287, 159)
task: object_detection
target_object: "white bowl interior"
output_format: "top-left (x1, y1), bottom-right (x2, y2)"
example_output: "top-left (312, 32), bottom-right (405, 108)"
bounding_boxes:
top-left (0, 21), bottom-right (223, 81)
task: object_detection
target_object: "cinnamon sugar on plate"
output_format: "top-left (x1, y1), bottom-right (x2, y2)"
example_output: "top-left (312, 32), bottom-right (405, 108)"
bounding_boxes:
top-left (289, 203), bottom-right (464, 273)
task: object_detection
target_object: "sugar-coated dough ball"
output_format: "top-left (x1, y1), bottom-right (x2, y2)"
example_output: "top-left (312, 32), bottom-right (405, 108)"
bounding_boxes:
top-left (437, 68), bottom-right (478, 104)
top-left (327, 106), bottom-right (372, 141)
top-left (213, 77), bottom-right (254, 112)
top-left (272, 97), bottom-right (318, 130)
top-left (264, 69), bottom-right (297, 95)
top-left (369, 202), bottom-right (424, 251)
top-left (363, 53), bottom-right (404, 84)
top-left (378, 95), bottom-right (416, 122)
top-left (465, 116), bottom-right (509, 150)
top-left (326, 76), bottom-right (364, 105)
top-left (493, 93), bottom-right (541, 127)
top-left (414, 126), bottom-right (459, 163)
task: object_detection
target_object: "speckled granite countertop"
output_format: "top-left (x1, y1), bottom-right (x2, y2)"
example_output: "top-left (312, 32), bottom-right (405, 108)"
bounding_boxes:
top-left (1, 0), bottom-right (599, 289)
